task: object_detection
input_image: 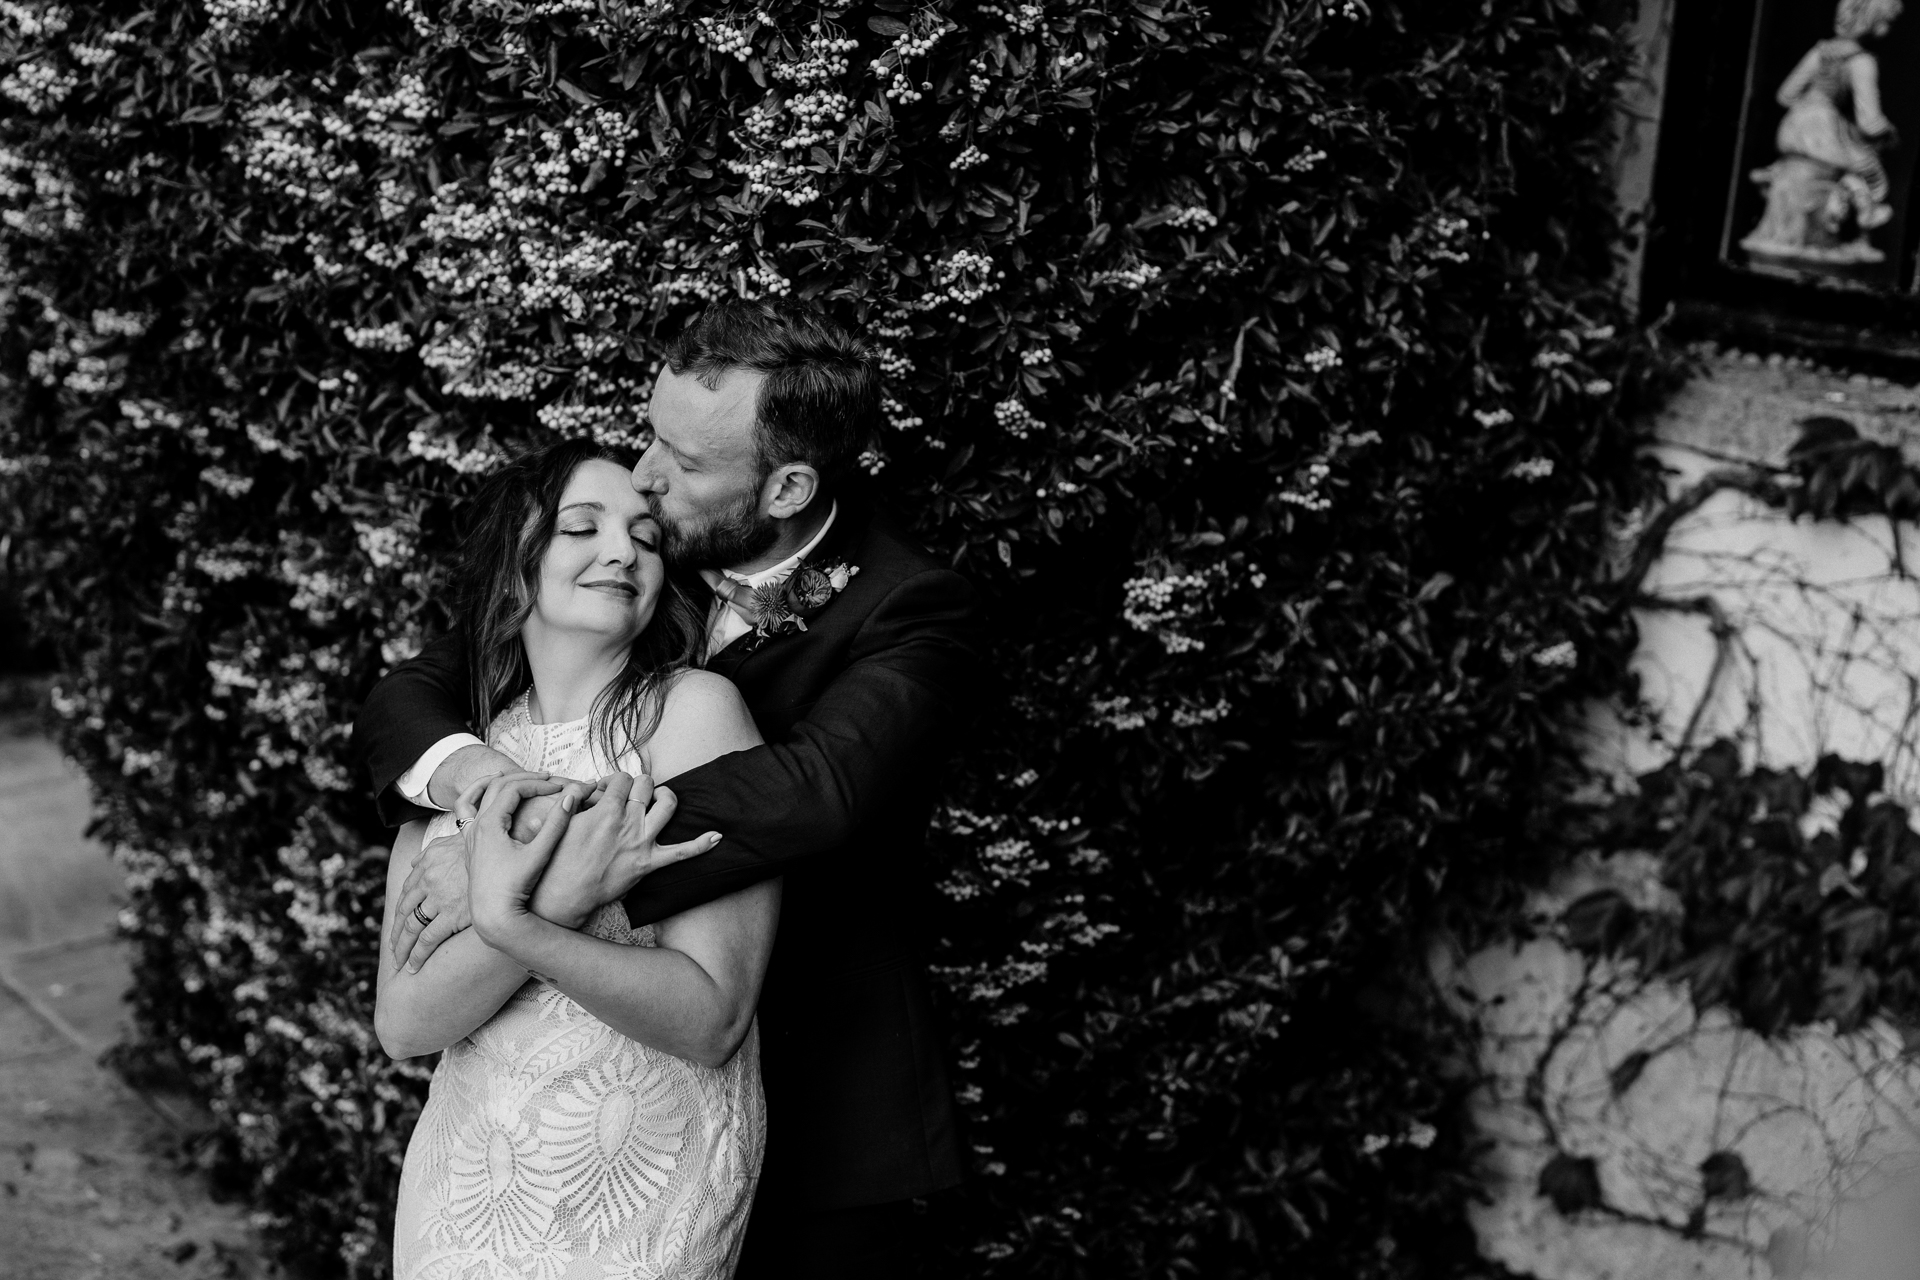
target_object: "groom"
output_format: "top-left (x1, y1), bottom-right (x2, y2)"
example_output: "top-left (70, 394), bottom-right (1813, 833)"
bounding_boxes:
top-left (351, 299), bottom-right (972, 1278)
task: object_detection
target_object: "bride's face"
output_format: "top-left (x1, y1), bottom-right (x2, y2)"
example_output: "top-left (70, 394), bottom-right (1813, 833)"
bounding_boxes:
top-left (530, 459), bottom-right (665, 647)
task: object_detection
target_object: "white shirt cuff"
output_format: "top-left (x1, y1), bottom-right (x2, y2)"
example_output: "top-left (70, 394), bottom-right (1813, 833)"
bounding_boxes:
top-left (395, 732), bottom-right (487, 809)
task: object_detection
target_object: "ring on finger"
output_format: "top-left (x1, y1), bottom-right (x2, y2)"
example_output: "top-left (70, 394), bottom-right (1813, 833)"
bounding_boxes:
top-left (412, 904), bottom-right (433, 928)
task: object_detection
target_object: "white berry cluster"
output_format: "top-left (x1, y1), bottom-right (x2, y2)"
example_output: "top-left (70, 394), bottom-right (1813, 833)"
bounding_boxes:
top-left (770, 24), bottom-right (859, 86)
top-left (1509, 456), bottom-right (1554, 481)
top-left (202, 0), bottom-right (277, 40)
top-left (200, 465), bottom-right (256, 498)
top-left (1090, 262), bottom-right (1161, 290)
top-left (1089, 695), bottom-right (1157, 732)
top-left (883, 72), bottom-right (924, 104)
top-left (1277, 460), bottom-right (1334, 512)
top-left (343, 71), bottom-right (435, 161)
top-left (979, 2), bottom-right (1043, 33)
top-left (64, 353), bottom-right (122, 396)
top-left (0, 59), bottom-right (76, 113)
top-left (967, 56), bottom-right (992, 97)
top-left (1423, 212), bottom-right (1472, 263)
top-left (1020, 345), bottom-right (1053, 366)
top-left (0, 1), bottom-right (70, 38)
top-left (882, 394), bottom-right (923, 431)
top-left (1530, 641), bottom-right (1578, 669)
top-left (931, 249), bottom-right (998, 305)
top-left (783, 88), bottom-right (850, 149)
top-left (1121, 570), bottom-right (1218, 653)
top-left (950, 144), bottom-right (986, 171)
top-left (341, 321), bottom-right (412, 352)
top-left (236, 101), bottom-right (355, 204)
top-left (725, 152), bottom-right (819, 205)
top-left (1472, 407), bottom-right (1513, 427)
top-left (1170, 697), bottom-right (1233, 728)
top-left (564, 108), bottom-right (637, 170)
top-left (694, 15), bottom-right (753, 60)
top-left (885, 18), bottom-right (948, 62)
top-left (1302, 345), bottom-right (1341, 372)
top-left (352, 522), bottom-right (415, 570)
top-left (69, 42), bottom-right (114, 67)
top-left (0, 150), bottom-right (83, 238)
top-left (91, 308), bottom-right (151, 337)
top-left (406, 426), bottom-right (504, 473)
top-left (120, 398), bottom-right (187, 431)
top-left (994, 396), bottom-right (1043, 439)
top-left (374, 176), bottom-right (414, 222)
top-left (1163, 204), bottom-right (1217, 230)
top-left (513, 233), bottom-right (620, 317)
top-left (740, 263), bottom-right (792, 298)
top-left (1284, 147), bottom-right (1326, 173)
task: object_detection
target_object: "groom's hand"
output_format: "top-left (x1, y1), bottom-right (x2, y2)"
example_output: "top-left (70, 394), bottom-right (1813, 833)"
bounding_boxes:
top-left (390, 769), bottom-right (569, 973)
top-left (535, 771), bottom-right (721, 928)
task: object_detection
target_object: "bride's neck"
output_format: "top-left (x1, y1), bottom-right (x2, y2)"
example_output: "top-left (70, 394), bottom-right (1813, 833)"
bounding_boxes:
top-left (521, 622), bottom-right (627, 724)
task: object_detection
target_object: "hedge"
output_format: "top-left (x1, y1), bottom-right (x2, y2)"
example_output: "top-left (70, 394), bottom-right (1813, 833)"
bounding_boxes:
top-left (0, 0), bottom-right (1676, 1274)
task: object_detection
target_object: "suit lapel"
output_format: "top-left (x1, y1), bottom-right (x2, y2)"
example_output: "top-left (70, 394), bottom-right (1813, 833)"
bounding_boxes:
top-left (705, 627), bottom-right (756, 678)
top-left (699, 498), bottom-right (871, 677)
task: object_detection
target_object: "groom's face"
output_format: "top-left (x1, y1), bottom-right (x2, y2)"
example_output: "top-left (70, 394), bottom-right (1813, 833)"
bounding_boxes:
top-left (633, 366), bottom-right (780, 571)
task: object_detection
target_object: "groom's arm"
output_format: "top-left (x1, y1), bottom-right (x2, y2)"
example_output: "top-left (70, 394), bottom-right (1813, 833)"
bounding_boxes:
top-left (624, 567), bottom-right (978, 927)
top-left (351, 634), bottom-right (502, 826)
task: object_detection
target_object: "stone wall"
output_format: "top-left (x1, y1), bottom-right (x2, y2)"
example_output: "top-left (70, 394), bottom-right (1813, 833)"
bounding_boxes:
top-left (1454, 351), bottom-right (1920, 1280)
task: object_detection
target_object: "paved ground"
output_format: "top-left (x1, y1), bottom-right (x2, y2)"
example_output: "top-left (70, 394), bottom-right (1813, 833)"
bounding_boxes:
top-left (0, 696), bottom-right (281, 1279)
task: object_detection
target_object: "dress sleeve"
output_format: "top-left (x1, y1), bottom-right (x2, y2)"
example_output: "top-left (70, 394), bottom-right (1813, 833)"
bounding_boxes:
top-left (622, 567), bottom-right (980, 926)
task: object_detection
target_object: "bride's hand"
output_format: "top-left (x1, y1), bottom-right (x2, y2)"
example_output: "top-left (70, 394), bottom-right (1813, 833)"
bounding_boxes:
top-left (468, 775), bottom-right (592, 949)
top-left (532, 772), bottom-right (722, 929)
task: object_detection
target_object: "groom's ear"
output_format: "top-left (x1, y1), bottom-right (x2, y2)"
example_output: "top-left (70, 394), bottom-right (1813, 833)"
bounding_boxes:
top-left (762, 463), bottom-right (822, 521)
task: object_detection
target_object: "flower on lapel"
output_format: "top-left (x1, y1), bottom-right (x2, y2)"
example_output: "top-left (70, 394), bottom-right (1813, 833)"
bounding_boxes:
top-left (783, 565), bottom-right (836, 613)
top-left (741, 558), bottom-right (860, 650)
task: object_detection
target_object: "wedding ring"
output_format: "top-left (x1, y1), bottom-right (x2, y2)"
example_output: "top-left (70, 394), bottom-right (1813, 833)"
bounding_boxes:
top-left (412, 904), bottom-right (433, 928)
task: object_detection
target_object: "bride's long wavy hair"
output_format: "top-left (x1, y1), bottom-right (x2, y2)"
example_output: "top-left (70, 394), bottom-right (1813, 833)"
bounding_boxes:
top-left (451, 438), bottom-right (706, 763)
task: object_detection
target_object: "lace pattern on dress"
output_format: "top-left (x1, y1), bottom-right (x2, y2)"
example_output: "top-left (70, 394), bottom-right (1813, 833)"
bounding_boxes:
top-left (392, 696), bottom-right (764, 1280)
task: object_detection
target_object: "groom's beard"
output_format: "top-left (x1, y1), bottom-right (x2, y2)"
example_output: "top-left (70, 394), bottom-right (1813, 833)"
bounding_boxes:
top-left (658, 487), bottom-right (781, 571)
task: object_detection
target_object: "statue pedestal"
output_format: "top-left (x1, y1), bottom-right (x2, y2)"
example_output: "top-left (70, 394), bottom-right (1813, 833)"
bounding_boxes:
top-left (1740, 155), bottom-right (1887, 281)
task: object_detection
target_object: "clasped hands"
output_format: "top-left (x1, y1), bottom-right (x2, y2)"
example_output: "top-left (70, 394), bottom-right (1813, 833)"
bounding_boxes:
top-left (387, 769), bottom-right (720, 972)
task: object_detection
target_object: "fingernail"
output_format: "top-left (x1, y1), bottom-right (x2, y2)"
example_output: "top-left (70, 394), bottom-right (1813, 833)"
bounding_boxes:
top-left (560, 793), bottom-right (576, 813)
top-left (707, 832), bottom-right (722, 844)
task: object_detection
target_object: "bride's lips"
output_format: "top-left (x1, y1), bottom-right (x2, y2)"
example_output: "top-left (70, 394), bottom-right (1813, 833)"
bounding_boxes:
top-left (581, 579), bottom-right (638, 597)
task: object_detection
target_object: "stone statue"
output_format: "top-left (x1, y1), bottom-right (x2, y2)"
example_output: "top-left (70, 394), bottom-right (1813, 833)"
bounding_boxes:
top-left (1740, 0), bottom-right (1903, 271)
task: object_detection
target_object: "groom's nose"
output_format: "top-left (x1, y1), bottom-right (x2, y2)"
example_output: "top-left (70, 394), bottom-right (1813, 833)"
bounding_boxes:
top-left (631, 453), bottom-right (665, 495)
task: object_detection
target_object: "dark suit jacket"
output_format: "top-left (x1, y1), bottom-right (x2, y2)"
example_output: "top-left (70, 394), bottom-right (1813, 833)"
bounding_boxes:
top-left (351, 500), bottom-right (971, 1211)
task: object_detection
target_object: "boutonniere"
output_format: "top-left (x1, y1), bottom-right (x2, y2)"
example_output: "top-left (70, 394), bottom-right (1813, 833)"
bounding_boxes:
top-left (742, 558), bottom-right (860, 649)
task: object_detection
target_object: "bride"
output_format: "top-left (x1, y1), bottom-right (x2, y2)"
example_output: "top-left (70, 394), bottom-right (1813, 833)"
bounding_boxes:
top-left (376, 438), bottom-right (779, 1279)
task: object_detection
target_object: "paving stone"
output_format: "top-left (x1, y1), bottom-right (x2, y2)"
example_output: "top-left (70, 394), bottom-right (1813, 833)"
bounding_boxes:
top-left (0, 713), bottom-right (278, 1277)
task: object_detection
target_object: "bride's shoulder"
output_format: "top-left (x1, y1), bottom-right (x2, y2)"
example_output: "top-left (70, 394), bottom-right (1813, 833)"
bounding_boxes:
top-left (661, 667), bottom-right (746, 714)
top-left (647, 669), bottom-right (760, 778)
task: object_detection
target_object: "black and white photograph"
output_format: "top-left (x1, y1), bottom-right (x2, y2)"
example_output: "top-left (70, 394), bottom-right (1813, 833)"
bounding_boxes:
top-left (8, 1), bottom-right (1920, 1278)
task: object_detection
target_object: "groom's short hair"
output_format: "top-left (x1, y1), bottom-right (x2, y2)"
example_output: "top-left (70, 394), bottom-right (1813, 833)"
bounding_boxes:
top-left (664, 299), bottom-right (880, 493)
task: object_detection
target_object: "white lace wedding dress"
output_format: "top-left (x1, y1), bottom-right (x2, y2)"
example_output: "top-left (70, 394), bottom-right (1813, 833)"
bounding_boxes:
top-left (392, 696), bottom-right (765, 1280)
